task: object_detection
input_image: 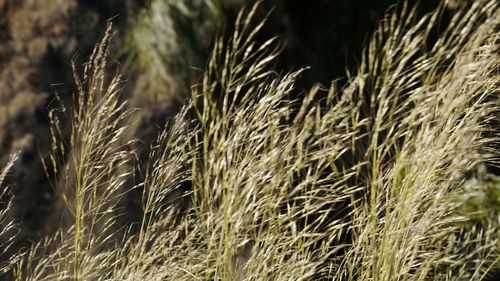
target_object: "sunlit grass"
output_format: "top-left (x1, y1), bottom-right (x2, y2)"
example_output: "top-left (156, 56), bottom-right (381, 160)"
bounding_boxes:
top-left (1, 1), bottom-right (498, 280)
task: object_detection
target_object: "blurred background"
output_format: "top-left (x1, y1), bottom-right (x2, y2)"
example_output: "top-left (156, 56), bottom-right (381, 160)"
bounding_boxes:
top-left (0, 0), bottom-right (451, 258)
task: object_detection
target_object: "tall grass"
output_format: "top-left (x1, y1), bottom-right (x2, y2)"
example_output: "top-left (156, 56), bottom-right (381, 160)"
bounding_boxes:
top-left (0, 153), bottom-right (20, 276)
top-left (1, 0), bottom-right (499, 280)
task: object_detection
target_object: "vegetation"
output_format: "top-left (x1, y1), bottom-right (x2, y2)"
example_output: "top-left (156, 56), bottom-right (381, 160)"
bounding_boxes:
top-left (0, 0), bottom-right (499, 280)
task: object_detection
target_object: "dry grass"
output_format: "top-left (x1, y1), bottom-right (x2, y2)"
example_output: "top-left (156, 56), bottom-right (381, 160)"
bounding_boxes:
top-left (1, 0), bottom-right (499, 280)
top-left (0, 153), bottom-right (21, 276)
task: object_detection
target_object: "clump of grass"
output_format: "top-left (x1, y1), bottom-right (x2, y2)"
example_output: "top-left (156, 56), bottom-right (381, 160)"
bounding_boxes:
top-left (1, 0), bottom-right (499, 280)
top-left (0, 153), bottom-right (20, 276)
top-left (124, 0), bottom-right (221, 107)
top-left (29, 23), bottom-right (135, 280)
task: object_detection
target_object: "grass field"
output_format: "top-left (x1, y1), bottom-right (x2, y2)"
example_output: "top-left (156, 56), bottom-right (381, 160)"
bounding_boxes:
top-left (0, 1), bottom-right (499, 280)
